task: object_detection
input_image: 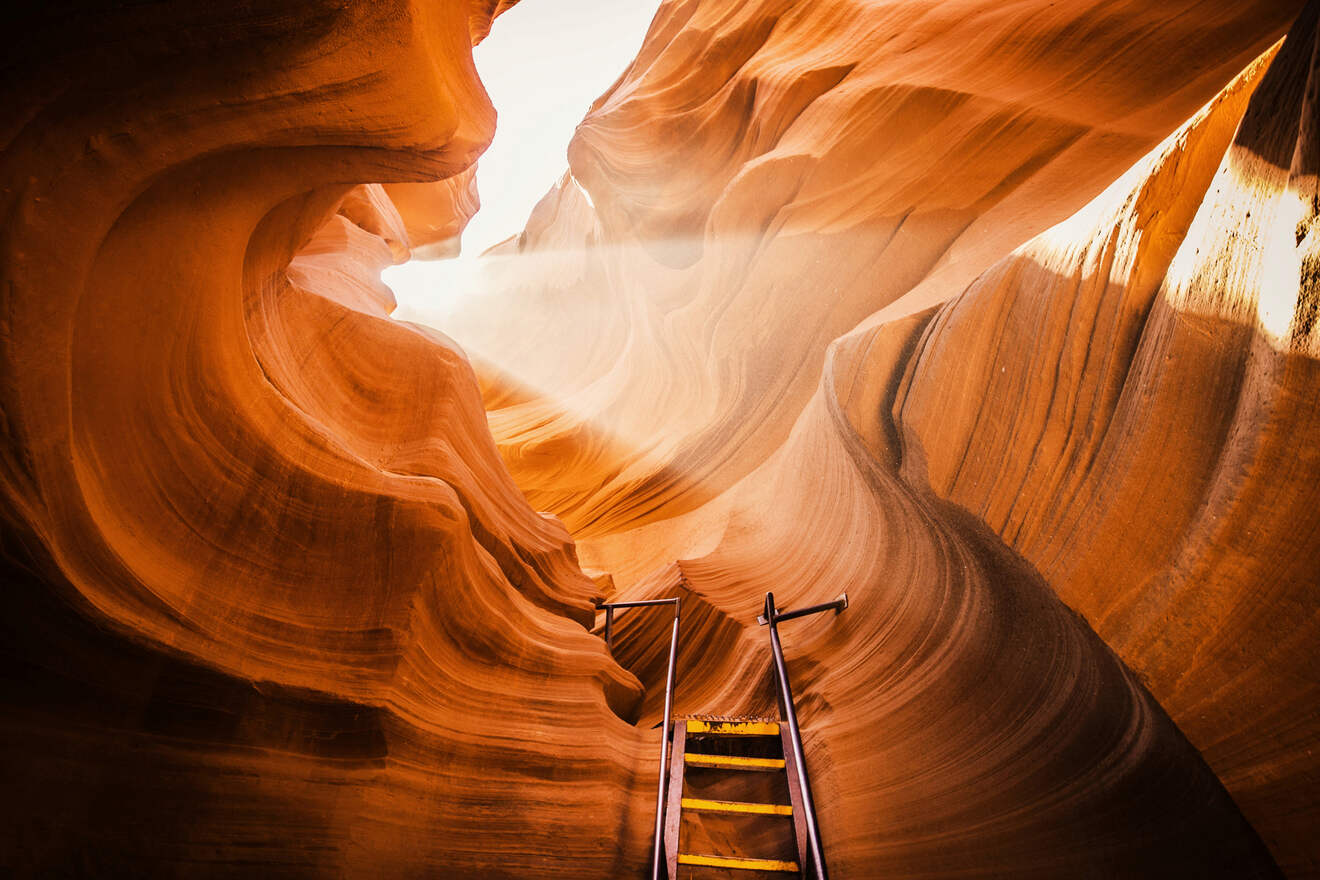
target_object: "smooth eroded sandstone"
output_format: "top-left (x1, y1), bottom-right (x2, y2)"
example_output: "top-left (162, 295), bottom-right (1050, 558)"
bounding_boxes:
top-left (2, 0), bottom-right (1318, 876)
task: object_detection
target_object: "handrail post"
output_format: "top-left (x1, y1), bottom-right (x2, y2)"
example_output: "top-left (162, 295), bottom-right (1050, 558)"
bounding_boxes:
top-left (596, 597), bottom-right (681, 880)
top-left (762, 591), bottom-right (845, 880)
top-left (652, 600), bottom-right (680, 880)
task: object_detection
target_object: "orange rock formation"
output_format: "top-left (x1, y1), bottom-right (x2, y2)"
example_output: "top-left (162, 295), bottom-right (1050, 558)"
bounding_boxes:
top-left (1, 2), bottom-right (642, 876)
top-left (445, 0), bottom-right (1320, 874)
top-left (1, 0), bottom-right (1317, 878)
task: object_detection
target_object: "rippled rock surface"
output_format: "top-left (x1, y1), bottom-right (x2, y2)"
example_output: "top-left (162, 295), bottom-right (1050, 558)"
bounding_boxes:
top-left (1, 2), bottom-right (645, 876)
top-left (2, 0), bottom-right (1317, 877)
top-left (436, 0), bottom-right (1318, 875)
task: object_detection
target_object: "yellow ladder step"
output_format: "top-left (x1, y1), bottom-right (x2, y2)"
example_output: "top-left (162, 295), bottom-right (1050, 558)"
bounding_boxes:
top-left (685, 753), bottom-right (786, 771)
top-left (678, 853), bottom-right (801, 872)
top-left (681, 797), bottom-right (793, 816)
top-left (686, 719), bottom-right (780, 736)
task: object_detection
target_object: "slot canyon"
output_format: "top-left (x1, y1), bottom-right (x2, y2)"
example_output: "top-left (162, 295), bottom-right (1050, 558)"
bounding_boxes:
top-left (2, 0), bottom-right (1319, 876)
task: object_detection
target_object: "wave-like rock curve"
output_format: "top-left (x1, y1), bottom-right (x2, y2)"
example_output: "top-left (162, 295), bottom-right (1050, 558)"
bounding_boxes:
top-left (2, 0), bottom-right (1318, 876)
top-left (0, 2), bottom-right (652, 876)
top-left (426, 0), bottom-right (1305, 541)
top-left (431, 0), bottom-right (1319, 875)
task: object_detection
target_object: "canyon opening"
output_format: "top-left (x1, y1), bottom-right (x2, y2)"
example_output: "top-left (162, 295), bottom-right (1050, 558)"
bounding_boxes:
top-left (2, 1), bottom-right (1318, 878)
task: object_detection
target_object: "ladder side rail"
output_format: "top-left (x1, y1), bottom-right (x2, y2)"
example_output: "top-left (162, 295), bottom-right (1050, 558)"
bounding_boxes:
top-left (779, 724), bottom-right (811, 878)
top-left (597, 596), bottom-right (682, 880)
top-left (762, 591), bottom-right (846, 880)
top-left (664, 725), bottom-right (686, 879)
top-left (656, 604), bottom-right (681, 879)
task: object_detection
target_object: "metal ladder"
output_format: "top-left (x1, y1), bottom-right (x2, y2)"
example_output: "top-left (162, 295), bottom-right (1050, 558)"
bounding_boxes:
top-left (664, 716), bottom-right (807, 875)
top-left (598, 591), bottom-right (848, 879)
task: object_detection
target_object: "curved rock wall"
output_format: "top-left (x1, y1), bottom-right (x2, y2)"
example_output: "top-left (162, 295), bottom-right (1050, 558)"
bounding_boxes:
top-left (431, 0), bottom-right (1305, 539)
top-left (893, 8), bottom-right (1320, 870)
top-left (0, 2), bottom-right (649, 876)
top-left (600, 40), bottom-right (1304, 876)
top-left (434, 0), bottom-right (1320, 875)
top-left (2, 0), bottom-right (1317, 877)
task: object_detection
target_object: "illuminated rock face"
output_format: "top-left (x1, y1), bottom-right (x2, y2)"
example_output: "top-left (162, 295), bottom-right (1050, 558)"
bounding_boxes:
top-left (443, 0), bottom-right (1319, 876)
top-left (891, 9), bottom-right (1320, 870)
top-left (0, 0), bottom-right (1317, 879)
top-left (582, 44), bottom-right (1307, 877)
top-left (441, 0), bottom-right (1307, 540)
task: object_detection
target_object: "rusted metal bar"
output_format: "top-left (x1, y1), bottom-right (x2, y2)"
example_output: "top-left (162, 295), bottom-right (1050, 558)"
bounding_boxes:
top-left (596, 597), bottom-right (681, 880)
top-left (655, 602), bottom-right (681, 880)
top-left (600, 598), bottom-right (685, 609)
top-left (664, 724), bottom-right (687, 880)
top-left (780, 724), bottom-right (810, 874)
top-left (757, 593), bottom-right (848, 626)
top-left (760, 591), bottom-right (847, 880)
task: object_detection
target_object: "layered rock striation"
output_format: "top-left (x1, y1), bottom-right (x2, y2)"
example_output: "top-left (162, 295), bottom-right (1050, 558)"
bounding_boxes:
top-left (1, 0), bottom-right (1318, 877)
top-left (1, 2), bottom-right (649, 876)
top-left (431, 0), bottom-right (1306, 540)
top-left (433, 0), bottom-right (1320, 875)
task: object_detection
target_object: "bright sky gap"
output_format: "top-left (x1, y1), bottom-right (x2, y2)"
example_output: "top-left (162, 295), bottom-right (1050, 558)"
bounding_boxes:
top-left (385, 0), bottom-right (662, 321)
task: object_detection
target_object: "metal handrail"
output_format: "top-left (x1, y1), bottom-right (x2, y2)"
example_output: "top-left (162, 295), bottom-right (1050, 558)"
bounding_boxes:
top-left (597, 597), bottom-right (681, 880)
top-left (759, 591), bottom-right (848, 880)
